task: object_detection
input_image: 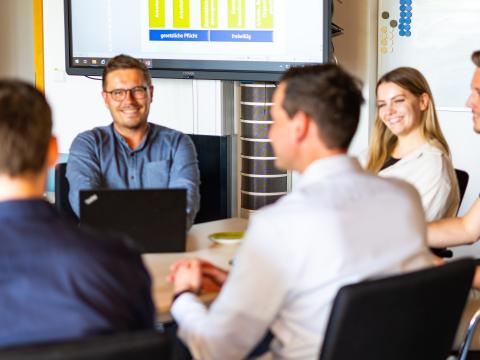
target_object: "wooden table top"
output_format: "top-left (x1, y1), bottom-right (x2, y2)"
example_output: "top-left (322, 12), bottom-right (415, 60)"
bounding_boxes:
top-left (142, 217), bottom-right (248, 321)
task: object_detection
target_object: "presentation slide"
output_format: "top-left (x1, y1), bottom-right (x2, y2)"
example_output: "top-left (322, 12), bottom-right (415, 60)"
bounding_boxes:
top-left (142, 0), bottom-right (285, 61)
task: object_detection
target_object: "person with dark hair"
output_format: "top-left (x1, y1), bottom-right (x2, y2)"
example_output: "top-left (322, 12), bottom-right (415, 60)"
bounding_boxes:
top-left (0, 79), bottom-right (154, 347)
top-left (67, 54), bottom-right (200, 229)
top-left (428, 50), bottom-right (480, 248)
top-left (166, 64), bottom-right (433, 359)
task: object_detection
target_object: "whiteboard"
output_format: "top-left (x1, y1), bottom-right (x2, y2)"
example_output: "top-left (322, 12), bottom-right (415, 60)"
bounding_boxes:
top-left (378, 0), bottom-right (480, 108)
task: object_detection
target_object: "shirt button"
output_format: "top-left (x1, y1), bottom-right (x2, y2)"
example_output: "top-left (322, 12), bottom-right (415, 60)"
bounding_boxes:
top-left (130, 176), bottom-right (134, 180)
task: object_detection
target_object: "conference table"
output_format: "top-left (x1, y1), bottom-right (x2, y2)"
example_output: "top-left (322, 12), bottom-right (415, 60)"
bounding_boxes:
top-left (142, 217), bottom-right (248, 322)
top-left (143, 217), bottom-right (480, 351)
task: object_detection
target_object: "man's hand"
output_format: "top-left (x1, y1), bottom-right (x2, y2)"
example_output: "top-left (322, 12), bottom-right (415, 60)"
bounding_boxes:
top-left (167, 258), bottom-right (229, 294)
top-left (168, 259), bottom-right (203, 294)
top-left (201, 260), bottom-right (229, 291)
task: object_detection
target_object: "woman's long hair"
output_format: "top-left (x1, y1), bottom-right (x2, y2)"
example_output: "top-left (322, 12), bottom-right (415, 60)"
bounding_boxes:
top-left (366, 67), bottom-right (451, 173)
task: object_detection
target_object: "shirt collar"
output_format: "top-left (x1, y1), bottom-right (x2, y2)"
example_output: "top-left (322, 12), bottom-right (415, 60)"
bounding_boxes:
top-left (111, 123), bottom-right (151, 153)
top-left (0, 199), bottom-right (56, 219)
top-left (295, 155), bottom-right (362, 190)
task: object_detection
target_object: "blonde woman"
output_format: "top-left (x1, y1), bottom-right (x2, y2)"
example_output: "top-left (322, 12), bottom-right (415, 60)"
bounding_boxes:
top-left (365, 67), bottom-right (459, 221)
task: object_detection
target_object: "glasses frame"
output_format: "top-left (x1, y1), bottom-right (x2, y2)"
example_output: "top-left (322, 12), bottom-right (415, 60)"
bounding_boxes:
top-left (104, 86), bottom-right (149, 102)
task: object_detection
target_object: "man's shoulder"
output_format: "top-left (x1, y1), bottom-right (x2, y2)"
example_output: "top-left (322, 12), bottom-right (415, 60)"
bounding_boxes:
top-left (71, 124), bottom-right (113, 146)
top-left (45, 218), bottom-right (142, 265)
top-left (267, 171), bottom-right (420, 216)
top-left (147, 123), bottom-right (194, 152)
top-left (148, 123), bottom-right (184, 136)
top-left (148, 123), bottom-right (189, 141)
top-left (353, 170), bottom-right (421, 202)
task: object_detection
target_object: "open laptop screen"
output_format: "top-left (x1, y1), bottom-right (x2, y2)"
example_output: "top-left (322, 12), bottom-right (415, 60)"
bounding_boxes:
top-left (79, 189), bottom-right (186, 253)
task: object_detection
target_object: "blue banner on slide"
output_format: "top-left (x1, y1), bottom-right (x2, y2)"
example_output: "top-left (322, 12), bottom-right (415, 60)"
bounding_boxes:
top-left (210, 30), bottom-right (273, 42)
top-left (150, 30), bottom-right (209, 41)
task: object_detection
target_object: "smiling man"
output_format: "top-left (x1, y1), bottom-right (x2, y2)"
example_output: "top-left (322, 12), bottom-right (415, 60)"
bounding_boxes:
top-left (67, 54), bottom-right (200, 229)
top-left (428, 50), bottom-right (480, 247)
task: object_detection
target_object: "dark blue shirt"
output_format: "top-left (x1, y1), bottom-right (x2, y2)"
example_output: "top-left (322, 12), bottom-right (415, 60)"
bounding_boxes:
top-left (66, 123), bottom-right (200, 229)
top-left (0, 199), bottom-right (154, 347)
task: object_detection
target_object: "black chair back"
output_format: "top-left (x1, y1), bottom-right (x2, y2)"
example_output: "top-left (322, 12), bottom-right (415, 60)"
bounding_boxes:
top-left (319, 258), bottom-right (475, 360)
top-left (455, 168), bottom-right (470, 208)
top-left (188, 134), bottom-right (232, 224)
top-left (0, 330), bottom-right (173, 360)
top-left (54, 163), bottom-right (78, 222)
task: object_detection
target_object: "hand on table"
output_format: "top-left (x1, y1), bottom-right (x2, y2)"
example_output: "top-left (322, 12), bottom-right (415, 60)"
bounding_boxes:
top-left (167, 258), bottom-right (229, 294)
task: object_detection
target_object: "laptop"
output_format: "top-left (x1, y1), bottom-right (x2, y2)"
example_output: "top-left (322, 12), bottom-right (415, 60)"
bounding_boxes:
top-left (79, 189), bottom-right (186, 253)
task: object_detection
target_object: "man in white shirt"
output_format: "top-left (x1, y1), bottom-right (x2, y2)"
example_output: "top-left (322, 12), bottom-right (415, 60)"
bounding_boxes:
top-left (168, 64), bottom-right (433, 359)
top-left (427, 50), bottom-right (480, 348)
top-left (428, 50), bottom-right (480, 251)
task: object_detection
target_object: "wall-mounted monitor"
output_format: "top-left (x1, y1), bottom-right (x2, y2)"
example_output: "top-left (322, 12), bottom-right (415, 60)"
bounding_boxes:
top-left (64, 0), bottom-right (331, 81)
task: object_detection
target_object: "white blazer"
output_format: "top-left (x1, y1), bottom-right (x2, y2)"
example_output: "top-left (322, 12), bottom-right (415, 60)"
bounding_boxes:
top-left (361, 142), bottom-right (460, 222)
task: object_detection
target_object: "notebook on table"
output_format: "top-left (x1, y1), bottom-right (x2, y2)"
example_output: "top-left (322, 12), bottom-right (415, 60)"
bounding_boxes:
top-left (79, 189), bottom-right (186, 253)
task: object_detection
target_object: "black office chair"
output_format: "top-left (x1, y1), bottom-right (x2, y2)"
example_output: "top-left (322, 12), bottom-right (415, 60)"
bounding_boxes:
top-left (319, 258), bottom-right (475, 360)
top-left (455, 168), bottom-right (470, 211)
top-left (188, 134), bottom-right (232, 224)
top-left (54, 162), bottom-right (78, 222)
top-left (0, 330), bottom-right (174, 360)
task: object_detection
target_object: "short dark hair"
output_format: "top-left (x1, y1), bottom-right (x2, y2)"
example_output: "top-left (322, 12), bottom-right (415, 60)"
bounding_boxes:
top-left (102, 54), bottom-right (152, 90)
top-left (472, 51), bottom-right (480, 67)
top-left (0, 80), bottom-right (52, 176)
top-left (280, 64), bottom-right (364, 149)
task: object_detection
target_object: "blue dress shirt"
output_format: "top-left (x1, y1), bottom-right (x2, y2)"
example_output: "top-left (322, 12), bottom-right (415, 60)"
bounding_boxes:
top-left (66, 123), bottom-right (200, 229)
top-left (0, 199), bottom-right (154, 347)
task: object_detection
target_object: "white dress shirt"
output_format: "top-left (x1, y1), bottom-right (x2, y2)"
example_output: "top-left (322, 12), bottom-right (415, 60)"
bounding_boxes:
top-left (172, 155), bottom-right (433, 359)
top-left (377, 142), bottom-right (459, 221)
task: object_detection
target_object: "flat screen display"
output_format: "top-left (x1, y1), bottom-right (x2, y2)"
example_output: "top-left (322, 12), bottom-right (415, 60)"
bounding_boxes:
top-left (64, 0), bottom-right (331, 81)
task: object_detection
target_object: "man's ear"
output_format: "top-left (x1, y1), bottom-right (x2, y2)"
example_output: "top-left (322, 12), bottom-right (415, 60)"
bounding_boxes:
top-left (292, 111), bottom-right (310, 142)
top-left (102, 90), bottom-right (109, 107)
top-left (149, 85), bottom-right (154, 103)
top-left (46, 136), bottom-right (59, 168)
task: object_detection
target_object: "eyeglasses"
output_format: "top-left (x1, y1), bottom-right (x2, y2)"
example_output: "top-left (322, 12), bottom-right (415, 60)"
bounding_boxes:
top-left (104, 86), bottom-right (148, 102)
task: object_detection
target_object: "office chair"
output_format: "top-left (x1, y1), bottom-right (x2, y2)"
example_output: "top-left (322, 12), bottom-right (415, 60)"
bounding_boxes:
top-left (456, 308), bottom-right (480, 360)
top-left (430, 168), bottom-right (470, 259)
top-left (0, 330), bottom-right (174, 360)
top-left (319, 258), bottom-right (475, 360)
top-left (54, 162), bottom-right (78, 222)
top-left (188, 134), bottom-right (232, 224)
top-left (455, 168), bottom-right (470, 210)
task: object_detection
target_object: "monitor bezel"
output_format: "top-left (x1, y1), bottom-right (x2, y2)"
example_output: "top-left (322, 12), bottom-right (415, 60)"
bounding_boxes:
top-left (64, 0), bottom-right (332, 81)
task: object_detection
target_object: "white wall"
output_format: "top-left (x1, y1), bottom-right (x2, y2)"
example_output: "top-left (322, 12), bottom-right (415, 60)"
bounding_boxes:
top-left (43, 0), bottom-right (232, 153)
top-left (332, 0), bottom-right (378, 156)
top-left (0, 0), bottom-right (34, 82)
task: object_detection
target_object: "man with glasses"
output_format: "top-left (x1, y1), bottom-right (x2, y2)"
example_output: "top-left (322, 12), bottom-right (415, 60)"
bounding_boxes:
top-left (67, 54), bottom-right (200, 229)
